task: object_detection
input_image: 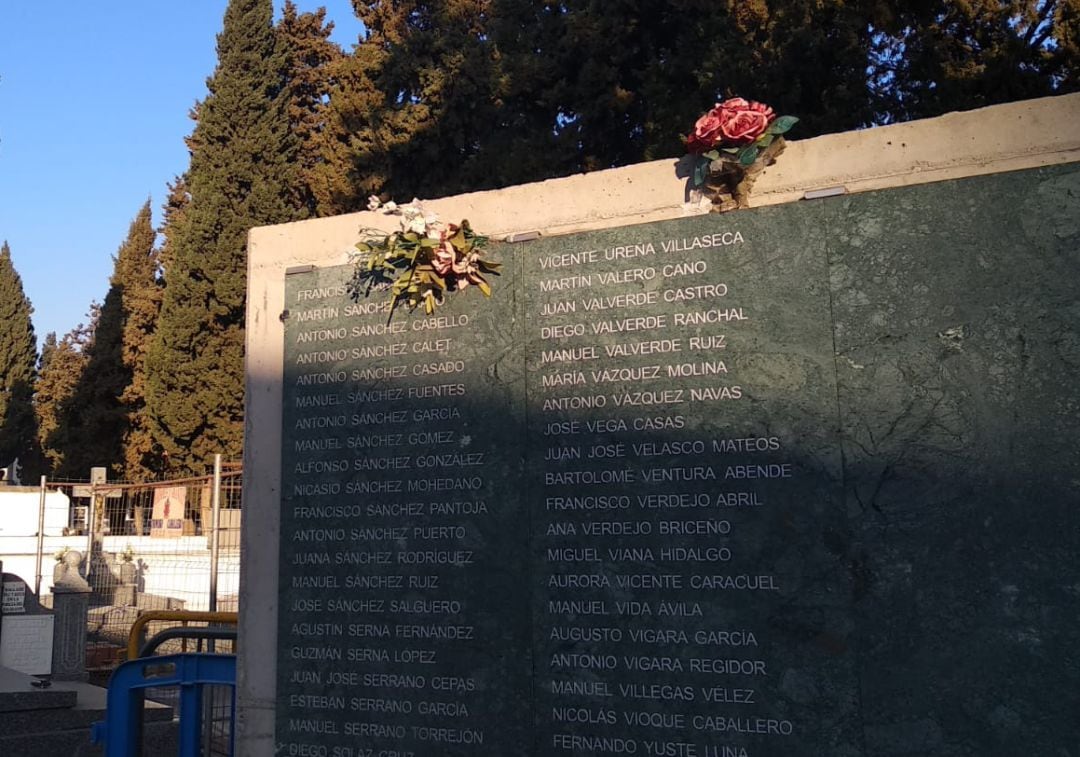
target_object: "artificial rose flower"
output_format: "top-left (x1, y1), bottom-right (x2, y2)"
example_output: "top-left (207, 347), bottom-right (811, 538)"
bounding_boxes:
top-left (716, 98), bottom-right (775, 145)
top-left (719, 96), bottom-right (750, 111)
top-left (686, 104), bottom-right (726, 153)
top-left (433, 224), bottom-right (464, 276)
top-left (452, 255), bottom-right (473, 276)
top-left (432, 237), bottom-right (456, 276)
top-left (432, 224), bottom-right (487, 289)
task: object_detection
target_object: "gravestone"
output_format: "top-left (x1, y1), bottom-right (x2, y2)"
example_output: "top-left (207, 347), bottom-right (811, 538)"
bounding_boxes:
top-left (0, 573), bottom-right (54, 676)
top-left (51, 551), bottom-right (91, 681)
top-left (274, 163), bottom-right (1080, 756)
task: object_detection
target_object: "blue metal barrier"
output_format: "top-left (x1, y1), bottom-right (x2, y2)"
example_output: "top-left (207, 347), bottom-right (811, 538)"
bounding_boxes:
top-left (91, 653), bottom-right (237, 757)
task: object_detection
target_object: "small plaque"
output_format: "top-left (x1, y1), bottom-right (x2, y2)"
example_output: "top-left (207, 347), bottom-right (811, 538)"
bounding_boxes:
top-left (2, 581), bottom-right (26, 614)
top-left (0, 615), bottom-right (54, 675)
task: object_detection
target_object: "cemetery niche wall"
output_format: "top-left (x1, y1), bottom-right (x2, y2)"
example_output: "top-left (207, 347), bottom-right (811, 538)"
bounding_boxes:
top-left (272, 161), bottom-right (1079, 757)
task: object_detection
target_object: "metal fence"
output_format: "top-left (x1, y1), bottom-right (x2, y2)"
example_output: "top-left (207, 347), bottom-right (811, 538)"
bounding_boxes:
top-left (0, 458), bottom-right (242, 682)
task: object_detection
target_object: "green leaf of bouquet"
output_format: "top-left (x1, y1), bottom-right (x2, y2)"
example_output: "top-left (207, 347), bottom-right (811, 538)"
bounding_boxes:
top-left (477, 278), bottom-right (492, 297)
top-left (721, 146), bottom-right (740, 154)
top-left (768, 115), bottom-right (799, 134)
top-left (431, 273), bottom-right (447, 290)
top-left (702, 150), bottom-right (720, 161)
top-left (755, 133), bottom-right (775, 148)
top-left (693, 160), bottom-right (708, 187)
top-left (739, 146), bottom-right (760, 166)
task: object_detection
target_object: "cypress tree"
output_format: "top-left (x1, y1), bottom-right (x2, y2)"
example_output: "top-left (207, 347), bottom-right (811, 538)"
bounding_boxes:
top-left (116, 201), bottom-right (163, 481)
top-left (34, 326), bottom-right (91, 475)
top-left (145, 0), bottom-right (302, 473)
top-left (34, 333), bottom-right (60, 471)
top-left (157, 176), bottom-right (190, 276)
top-left (312, 1), bottom-right (416, 212)
top-left (59, 294), bottom-right (122, 477)
top-left (0, 242), bottom-right (39, 472)
top-left (57, 203), bottom-right (159, 479)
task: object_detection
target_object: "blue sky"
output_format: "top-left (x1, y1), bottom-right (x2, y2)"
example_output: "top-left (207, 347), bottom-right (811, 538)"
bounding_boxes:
top-left (0, 2), bottom-right (362, 345)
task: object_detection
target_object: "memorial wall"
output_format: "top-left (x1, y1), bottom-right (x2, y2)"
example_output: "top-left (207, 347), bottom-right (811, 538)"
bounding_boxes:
top-left (269, 161), bottom-right (1080, 757)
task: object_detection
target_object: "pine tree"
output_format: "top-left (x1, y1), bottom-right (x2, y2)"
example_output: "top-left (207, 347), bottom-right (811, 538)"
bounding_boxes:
top-left (309, 35), bottom-right (386, 214)
top-left (0, 242), bottom-right (39, 473)
top-left (529, 0), bottom-right (887, 166)
top-left (318, 0), bottom-right (570, 209)
top-left (145, 0), bottom-right (302, 473)
top-left (278, 0), bottom-right (342, 217)
top-left (312, 1), bottom-right (424, 211)
top-left (320, 1), bottom-right (889, 202)
top-left (873, 0), bottom-right (1080, 122)
top-left (34, 326), bottom-right (91, 475)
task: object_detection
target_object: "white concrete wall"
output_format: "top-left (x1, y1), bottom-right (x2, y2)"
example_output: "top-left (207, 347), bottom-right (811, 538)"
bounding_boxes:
top-left (238, 93), bottom-right (1080, 756)
top-left (0, 534), bottom-right (239, 608)
top-left (0, 489), bottom-right (71, 536)
top-left (0, 536), bottom-right (51, 594)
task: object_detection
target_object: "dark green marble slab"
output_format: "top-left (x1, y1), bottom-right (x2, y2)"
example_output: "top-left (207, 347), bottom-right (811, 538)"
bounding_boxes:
top-left (523, 209), bottom-right (858, 757)
top-left (277, 255), bottom-right (532, 756)
top-left (828, 165), bottom-right (1080, 757)
top-left (273, 163), bottom-right (1080, 757)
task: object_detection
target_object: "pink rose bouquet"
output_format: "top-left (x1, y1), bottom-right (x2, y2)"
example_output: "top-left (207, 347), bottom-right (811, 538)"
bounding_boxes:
top-left (685, 97), bottom-right (797, 187)
top-left (688, 98), bottom-right (777, 151)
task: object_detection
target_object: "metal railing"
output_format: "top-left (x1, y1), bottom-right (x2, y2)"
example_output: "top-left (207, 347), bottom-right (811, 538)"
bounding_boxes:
top-left (92, 610), bottom-right (240, 756)
top-left (127, 610), bottom-right (239, 661)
